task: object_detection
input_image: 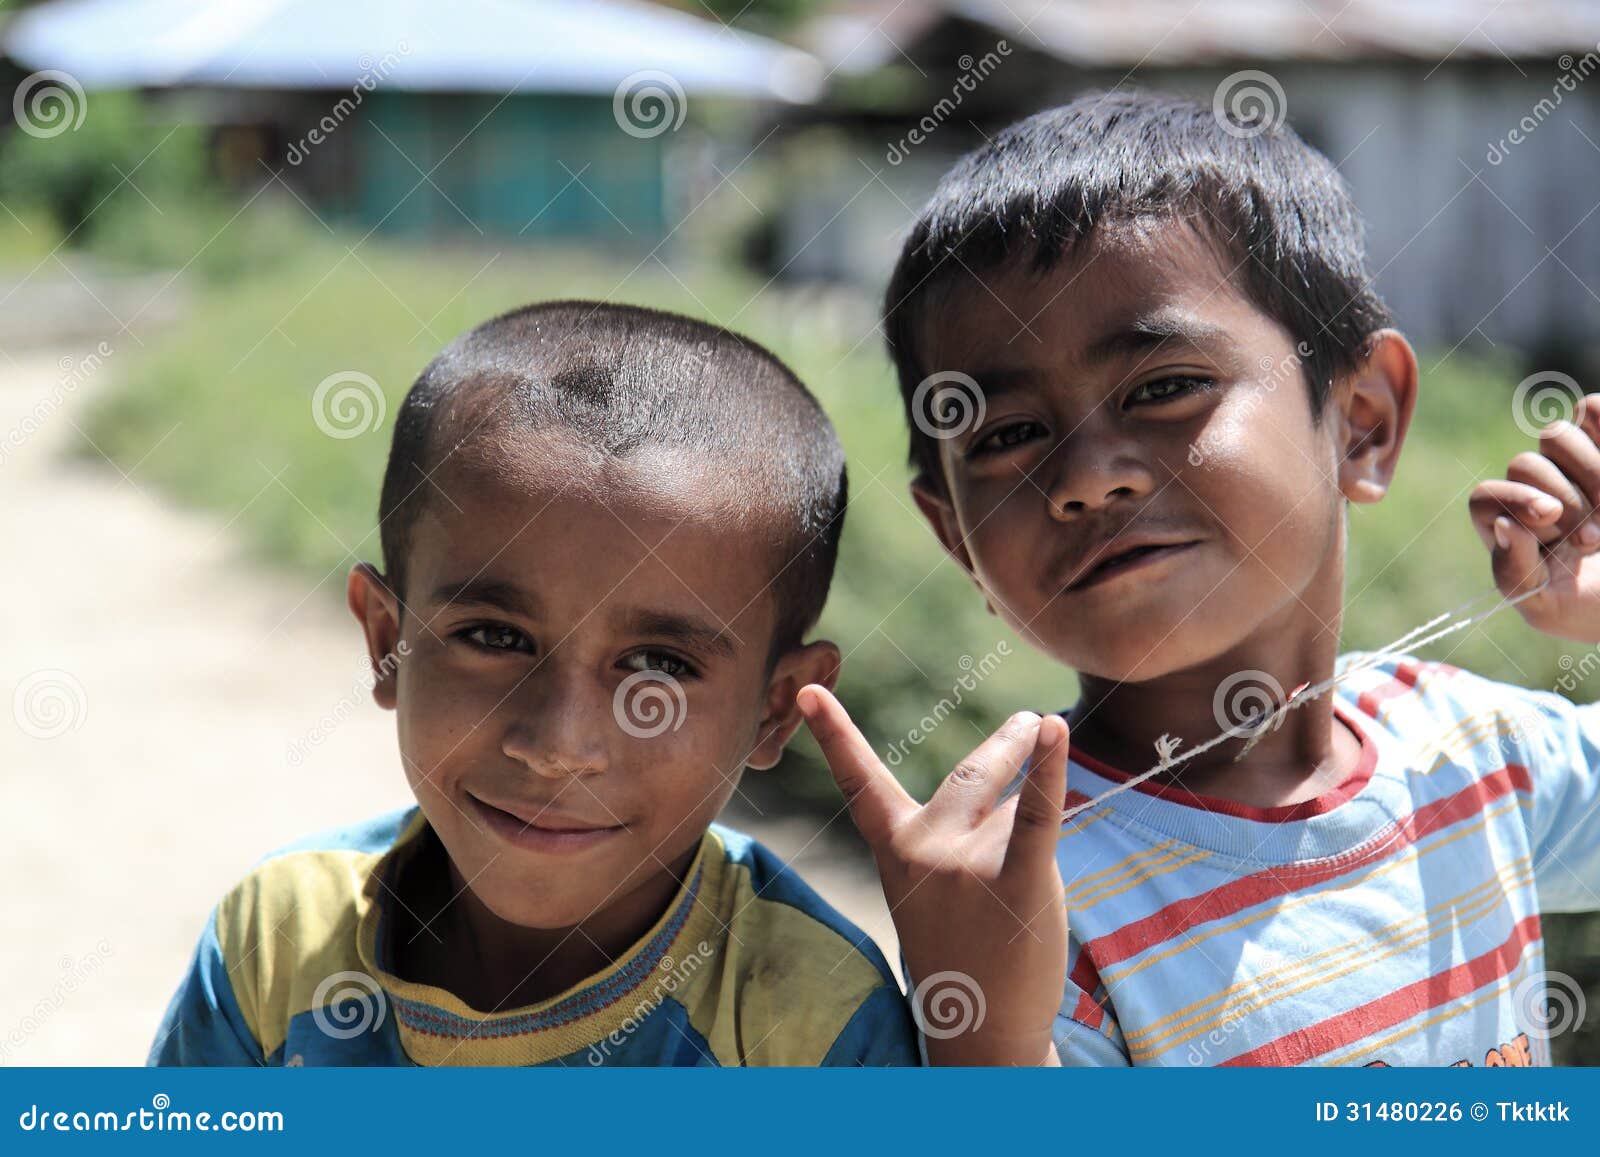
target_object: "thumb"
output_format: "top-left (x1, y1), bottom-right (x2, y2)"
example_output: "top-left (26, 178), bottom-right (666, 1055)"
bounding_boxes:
top-left (1003, 712), bottom-right (1068, 872)
top-left (1491, 515), bottom-right (1550, 601)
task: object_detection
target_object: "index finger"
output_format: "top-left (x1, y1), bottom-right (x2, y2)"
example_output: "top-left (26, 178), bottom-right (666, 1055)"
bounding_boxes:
top-left (797, 684), bottom-right (917, 848)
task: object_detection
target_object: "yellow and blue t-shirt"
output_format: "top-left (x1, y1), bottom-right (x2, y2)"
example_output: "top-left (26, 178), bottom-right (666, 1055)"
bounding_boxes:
top-left (149, 808), bottom-right (917, 1066)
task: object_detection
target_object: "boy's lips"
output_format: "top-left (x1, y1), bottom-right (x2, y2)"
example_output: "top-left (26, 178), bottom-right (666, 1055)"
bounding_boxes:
top-left (1062, 534), bottom-right (1202, 593)
top-left (465, 791), bottom-right (627, 854)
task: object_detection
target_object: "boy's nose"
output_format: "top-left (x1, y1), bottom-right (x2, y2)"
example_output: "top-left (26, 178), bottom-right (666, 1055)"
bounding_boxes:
top-left (499, 680), bottom-right (611, 780)
top-left (1043, 431), bottom-right (1156, 520)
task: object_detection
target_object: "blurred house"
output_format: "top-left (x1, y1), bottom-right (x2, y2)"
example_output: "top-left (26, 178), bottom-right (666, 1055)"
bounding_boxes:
top-left (2, 0), bottom-right (821, 244)
top-left (777, 0), bottom-right (1600, 359)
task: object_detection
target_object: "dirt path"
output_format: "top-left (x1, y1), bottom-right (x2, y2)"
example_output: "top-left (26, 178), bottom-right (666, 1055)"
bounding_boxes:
top-left (0, 334), bottom-right (895, 1066)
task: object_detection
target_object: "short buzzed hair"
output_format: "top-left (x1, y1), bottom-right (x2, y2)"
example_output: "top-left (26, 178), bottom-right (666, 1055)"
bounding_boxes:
top-left (377, 301), bottom-right (848, 656)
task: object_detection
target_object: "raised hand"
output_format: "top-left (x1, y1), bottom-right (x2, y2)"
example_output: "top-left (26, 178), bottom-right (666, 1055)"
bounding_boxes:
top-left (797, 685), bottom-right (1068, 1066)
top-left (1470, 395), bottom-right (1600, 643)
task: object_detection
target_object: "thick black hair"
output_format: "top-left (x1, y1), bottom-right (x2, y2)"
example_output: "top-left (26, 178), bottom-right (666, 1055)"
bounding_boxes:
top-left (377, 300), bottom-right (848, 657)
top-left (883, 88), bottom-right (1394, 489)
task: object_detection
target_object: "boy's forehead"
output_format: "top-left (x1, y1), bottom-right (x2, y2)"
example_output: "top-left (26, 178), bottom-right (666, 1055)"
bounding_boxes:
top-left (407, 435), bottom-right (783, 632)
top-left (918, 218), bottom-right (1262, 372)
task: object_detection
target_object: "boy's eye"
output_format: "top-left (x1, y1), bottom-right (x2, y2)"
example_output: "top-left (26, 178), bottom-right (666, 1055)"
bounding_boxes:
top-left (1126, 375), bottom-right (1215, 407)
top-left (621, 650), bottom-right (698, 680)
top-left (458, 623), bottom-right (535, 654)
top-left (968, 419), bottom-right (1047, 458)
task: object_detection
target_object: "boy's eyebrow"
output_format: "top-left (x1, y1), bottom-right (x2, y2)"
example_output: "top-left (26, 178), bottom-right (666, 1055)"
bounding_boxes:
top-left (1083, 313), bottom-right (1232, 366)
top-left (964, 313), bottom-right (1235, 398)
top-left (621, 609), bottom-right (739, 660)
top-left (428, 577), bottom-right (540, 617)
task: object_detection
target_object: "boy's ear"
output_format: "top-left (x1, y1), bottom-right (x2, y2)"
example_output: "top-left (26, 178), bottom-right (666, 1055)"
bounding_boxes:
top-left (347, 563), bottom-right (402, 711)
top-left (747, 639), bottom-right (841, 771)
top-left (1333, 329), bottom-right (1418, 505)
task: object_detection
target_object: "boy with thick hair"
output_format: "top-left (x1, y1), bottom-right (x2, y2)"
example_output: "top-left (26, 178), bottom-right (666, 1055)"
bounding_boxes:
top-left (799, 91), bottom-right (1600, 1066)
top-left (151, 301), bottom-right (918, 1067)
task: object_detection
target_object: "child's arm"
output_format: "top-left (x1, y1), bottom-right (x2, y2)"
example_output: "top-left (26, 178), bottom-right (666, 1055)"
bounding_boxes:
top-left (797, 686), bottom-right (1067, 1066)
top-left (1470, 394), bottom-right (1600, 641)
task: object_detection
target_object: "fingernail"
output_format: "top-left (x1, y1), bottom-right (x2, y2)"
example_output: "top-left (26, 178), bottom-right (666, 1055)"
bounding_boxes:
top-left (1494, 517), bottom-right (1512, 550)
top-left (1583, 521), bottom-right (1600, 546)
top-left (1534, 496), bottom-right (1563, 518)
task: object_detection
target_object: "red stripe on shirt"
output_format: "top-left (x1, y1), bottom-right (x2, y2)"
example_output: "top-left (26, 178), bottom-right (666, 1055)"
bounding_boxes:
top-left (1069, 951), bottom-right (1106, 1030)
top-left (1220, 912), bottom-right (1542, 1066)
top-left (1083, 764), bottom-right (1533, 972)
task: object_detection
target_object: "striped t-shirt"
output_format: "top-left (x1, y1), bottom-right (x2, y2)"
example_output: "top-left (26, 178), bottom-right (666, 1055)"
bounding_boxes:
top-left (149, 809), bottom-right (917, 1067)
top-left (1054, 652), bottom-right (1600, 1066)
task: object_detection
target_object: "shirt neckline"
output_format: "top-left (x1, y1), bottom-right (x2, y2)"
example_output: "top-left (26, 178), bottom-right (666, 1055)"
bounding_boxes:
top-left (1067, 701), bottom-right (1380, 823)
top-left (355, 811), bottom-right (723, 1066)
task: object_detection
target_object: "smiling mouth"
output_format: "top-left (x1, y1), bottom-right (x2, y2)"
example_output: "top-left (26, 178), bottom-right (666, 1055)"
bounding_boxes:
top-left (465, 792), bottom-right (627, 853)
top-left (1065, 540), bottom-right (1201, 592)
